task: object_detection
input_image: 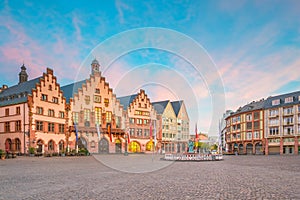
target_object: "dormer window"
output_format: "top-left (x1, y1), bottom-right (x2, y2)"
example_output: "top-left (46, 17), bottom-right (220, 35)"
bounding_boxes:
top-left (285, 96), bottom-right (293, 103)
top-left (272, 99), bottom-right (280, 106)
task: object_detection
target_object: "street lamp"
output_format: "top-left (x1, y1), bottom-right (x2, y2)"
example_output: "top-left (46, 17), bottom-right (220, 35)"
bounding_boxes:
top-left (124, 133), bottom-right (128, 156)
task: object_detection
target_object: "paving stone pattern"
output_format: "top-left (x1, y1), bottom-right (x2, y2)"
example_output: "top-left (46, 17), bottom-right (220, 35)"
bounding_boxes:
top-left (0, 155), bottom-right (299, 200)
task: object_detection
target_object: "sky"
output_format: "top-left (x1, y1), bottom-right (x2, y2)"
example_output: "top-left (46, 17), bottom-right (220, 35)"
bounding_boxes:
top-left (0, 0), bottom-right (300, 136)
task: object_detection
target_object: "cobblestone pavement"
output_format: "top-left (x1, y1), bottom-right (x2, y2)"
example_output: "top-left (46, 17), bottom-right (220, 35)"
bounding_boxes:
top-left (0, 155), bottom-right (299, 200)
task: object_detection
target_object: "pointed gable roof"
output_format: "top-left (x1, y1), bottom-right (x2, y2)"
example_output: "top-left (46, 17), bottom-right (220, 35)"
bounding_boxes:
top-left (117, 94), bottom-right (138, 110)
top-left (171, 100), bottom-right (183, 117)
top-left (152, 100), bottom-right (170, 114)
top-left (0, 77), bottom-right (41, 106)
top-left (60, 80), bottom-right (86, 103)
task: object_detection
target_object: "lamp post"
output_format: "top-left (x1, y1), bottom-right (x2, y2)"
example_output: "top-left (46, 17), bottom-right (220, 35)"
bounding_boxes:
top-left (124, 133), bottom-right (128, 156)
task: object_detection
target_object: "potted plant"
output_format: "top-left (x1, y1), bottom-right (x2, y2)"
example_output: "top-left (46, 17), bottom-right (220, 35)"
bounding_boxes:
top-left (0, 149), bottom-right (6, 160)
top-left (60, 149), bottom-right (66, 157)
top-left (29, 147), bottom-right (35, 157)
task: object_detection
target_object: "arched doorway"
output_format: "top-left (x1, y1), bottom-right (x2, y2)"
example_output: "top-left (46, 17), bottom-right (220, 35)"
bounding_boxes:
top-left (255, 143), bottom-right (263, 155)
top-left (15, 138), bottom-right (21, 152)
top-left (78, 137), bottom-right (87, 149)
top-left (115, 139), bottom-right (122, 153)
top-left (37, 139), bottom-right (44, 153)
top-left (146, 141), bottom-right (154, 151)
top-left (48, 140), bottom-right (55, 151)
top-left (59, 140), bottom-right (64, 152)
top-left (98, 138), bottom-right (109, 154)
top-left (246, 143), bottom-right (253, 155)
top-left (5, 138), bottom-right (12, 152)
top-left (129, 141), bottom-right (141, 153)
top-left (238, 144), bottom-right (244, 154)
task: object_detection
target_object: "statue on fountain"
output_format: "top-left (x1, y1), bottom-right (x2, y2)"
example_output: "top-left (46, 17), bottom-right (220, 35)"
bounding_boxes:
top-left (188, 140), bottom-right (194, 153)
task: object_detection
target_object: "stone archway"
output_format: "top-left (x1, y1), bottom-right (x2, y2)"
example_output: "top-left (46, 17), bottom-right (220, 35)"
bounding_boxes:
top-left (98, 138), bottom-right (109, 154)
top-left (59, 140), bottom-right (65, 152)
top-left (129, 141), bottom-right (141, 153)
top-left (246, 143), bottom-right (253, 155)
top-left (255, 142), bottom-right (263, 155)
top-left (36, 139), bottom-right (44, 153)
top-left (48, 140), bottom-right (55, 151)
top-left (146, 141), bottom-right (154, 151)
top-left (5, 138), bottom-right (12, 152)
top-left (238, 144), bottom-right (244, 154)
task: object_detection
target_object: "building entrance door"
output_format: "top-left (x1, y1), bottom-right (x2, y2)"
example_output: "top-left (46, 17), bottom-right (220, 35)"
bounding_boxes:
top-left (115, 139), bottom-right (122, 153)
top-left (98, 138), bottom-right (109, 153)
top-left (246, 143), bottom-right (253, 155)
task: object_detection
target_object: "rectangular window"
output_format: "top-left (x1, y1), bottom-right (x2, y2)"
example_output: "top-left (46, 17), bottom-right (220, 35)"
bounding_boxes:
top-left (84, 109), bottom-right (90, 122)
top-left (36, 121), bottom-right (43, 131)
top-left (246, 122), bottom-right (252, 130)
top-left (5, 108), bottom-right (9, 116)
top-left (116, 116), bottom-right (121, 128)
top-left (95, 88), bottom-right (100, 94)
top-left (106, 111), bottom-right (112, 123)
top-left (246, 132), bottom-right (252, 140)
top-left (16, 107), bottom-right (21, 115)
top-left (269, 118), bottom-right (279, 126)
top-left (52, 97), bottom-right (59, 104)
top-left (85, 95), bottom-right (90, 105)
top-left (254, 121), bottom-right (260, 129)
top-left (254, 112), bottom-right (260, 120)
top-left (269, 127), bottom-right (279, 136)
top-left (59, 111), bottom-right (64, 118)
top-left (283, 107), bottom-right (293, 115)
top-left (269, 109), bottom-right (279, 116)
top-left (129, 118), bottom-right (135, 124)
top-left (254, 131), bottom-right (260, 139)
top-left (37, 107), bottom-right (43, 115)
top-left (130, 128), bottom-right (135, 136)
top-left (283, 117), bottom-right (293, 125)
top-left (73, 112), bottom-right (79, 124)
top-left (48, 109), bottom-right (55, 117)
top-left (41, 94), bottom-right (48, 101)
top-left (136, 118), bottom-right (143, 125)
top-left (15, 120), bottom-right (21, 131)
top-left (48, 123), bottom-right (55, 132)
top-left (5, 122), bottom-right (10, 132)
top-left (95, 107), bottom-right (102, 125)
top-left (94, 95), bottom-right (101, 103)
top-left (284, 126), bottom-right (294, 135)
top-left (137, 129), bottom-right (142, 136)
top-left (144, 129), bottom-right (149, 137)
top-left (246, 114), bottom-right (252, 121)
top-left (104, 98), bottom-right (109, 107)
top-left (59, 124), bottom-right (64, 133)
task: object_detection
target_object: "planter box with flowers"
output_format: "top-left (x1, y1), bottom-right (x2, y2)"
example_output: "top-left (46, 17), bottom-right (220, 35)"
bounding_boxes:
top-left (0, 149), bottom-right (6, 160)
